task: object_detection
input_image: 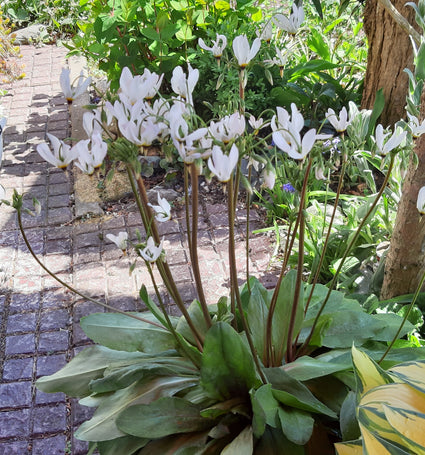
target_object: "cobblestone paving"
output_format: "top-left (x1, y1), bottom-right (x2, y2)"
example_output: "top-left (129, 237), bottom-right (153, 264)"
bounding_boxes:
top-left (0, 45), bottom-right (276, 454)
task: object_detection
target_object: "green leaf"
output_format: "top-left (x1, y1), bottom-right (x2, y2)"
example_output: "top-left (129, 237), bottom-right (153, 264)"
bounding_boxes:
top-left (141, 27), bottom-right (161, 41)
top-left (416, 41), bottom-right (425, 80)
top-left (36, 346), bottom-right (149, 397)
top-left (340, 391), bottom-right (360, 441)
top-left (89, 355), bottom-right (198, 393)
top-left (116, 397), bottom-right (213, 438)
top-left (255, 426), bottom-right (305, 454)
top-left (278, 406), bottom-right (314, 445)
top-left (176, 300), bottom-right (210, 346)
top-left (265, 368), bottom-right (337, 418)
top-left (307, 29), bottom-right (330, 61)
top-left (241, 277), bottom-right (270, 359)
top-left (367, 88), bottom-right (385, 140)
top-left (200, 322), bottom-right (261, 401)
top-left (137, 431), bottom-right (209, 454)
top-left (80, 312), bottom-right (176, 353)
top-left (250, 384), bottom-right (280, 438)
top-left (272, 270), bottom-right (304, 362)
top-left (139, 285), bottom-right (170, 328)
top-left (97, 435), bottom-right (149, 455)
top-left (76, 377), bottom-right (197, 441)
top-left (282, 355), bottom-right (349, 381)
top-left (221, 426), bottom-right (253, 454)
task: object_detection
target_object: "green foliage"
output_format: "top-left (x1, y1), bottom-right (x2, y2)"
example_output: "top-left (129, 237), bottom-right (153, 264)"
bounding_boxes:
top-left (35, 276), bottom-right (424, 453)
top-left (4, 0), bottom-right (83, 38)
top-left (0, 10), bottom-right (24, 85)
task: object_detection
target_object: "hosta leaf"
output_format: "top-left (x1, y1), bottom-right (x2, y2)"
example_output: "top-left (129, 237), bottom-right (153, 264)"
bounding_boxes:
top-left (80, 312), bottom-right (176, 353)
top-left (390, 360), bottom-right (425, 394)
top-left (277, 406), bottom-right (314, 445)
top-left (221, 426), bottom-right (253, 454)
top-left (76, 377), bottom-right (197, 441)
top-left (360, 423), bottom-right (410, 455)
top-left (200, 322), bottom-right (261, 401)
top-left (352, 346), bottom-right (394, 395)
top-left (36, 346), bottom-right (148, 397)
top-left (334, 440), bottom-right (363, 455)
top-left (116, 397), bottom-right (213, 438)
top-left (383, 406), bottom-right (425, 453)
top-left (255, 426), bottom-right (305, 454)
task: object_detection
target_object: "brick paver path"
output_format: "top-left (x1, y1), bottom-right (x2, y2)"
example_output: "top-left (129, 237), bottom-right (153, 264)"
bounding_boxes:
top-left (0, 45), bottom-right (276, 454)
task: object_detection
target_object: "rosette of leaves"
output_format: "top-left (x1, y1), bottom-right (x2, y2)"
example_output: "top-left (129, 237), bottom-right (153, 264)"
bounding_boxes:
top-left (36, 276), bottom-right (425, 454)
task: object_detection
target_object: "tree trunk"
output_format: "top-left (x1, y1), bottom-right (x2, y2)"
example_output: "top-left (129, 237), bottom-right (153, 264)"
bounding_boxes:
top-left (380, 87), bottom-right (425, 299)
top-left (362, 0), bottom-right (416, 125)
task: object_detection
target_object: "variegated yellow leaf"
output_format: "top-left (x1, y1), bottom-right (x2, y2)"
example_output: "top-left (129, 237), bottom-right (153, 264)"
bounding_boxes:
top-left (360, 424), bottom-right (393, 455)
top-left (383, 405), bottom-right (425, 454)
top-left (390, 361), bottom-right (425, 394)
top-left (351, 346), bottom-right (393, 395)
top-left (334, 441), bottom-right (362, 455)
top-left (358, 405), bottom-right (404, 447)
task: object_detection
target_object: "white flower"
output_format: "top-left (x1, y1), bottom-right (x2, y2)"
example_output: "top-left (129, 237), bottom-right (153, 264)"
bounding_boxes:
top-left (120, 116), bottom-right (163, 147)
top-left (262, 167), bottom-right (276, 189)
top-left (106, 231), bottom-right (128, 250)
top-left (37, 133), bottom-right (78, 169)
top-left (73, 133), bottom-right (108, 175)
top-left (119, 67), bottom-right (163, 106)
top-left (232, 35), bottom-right (261, 68)
top-left (315, 166), bottom-right (326, 180)
top-left (273, 4), bottom-right (304, 34)
top-left (140, 237), bottom-right (163, 262)
top-left (407, 112), bottom-right (425, 138)
top-left (83, 109), bottom-right (105, 138)
top-left (170, 117), bottom-right (209, 163)
top-left (326, 107), bottom-right (351, 132)
top-left (60, 68), bottom-right (92, 103)
top-left (171, 64), bottom-right (199, 106)
top-left (257, 21), bottom-right (273, 42)
top-left (264, 47), bottom-right (289, 76)
top-left (208, 144), bottom-right (239, 182)
top-left (198, 34), bottom-right (228, 58)
top-left (249, 114), bottom-right (269, 132)
top-left (209, 112), bottom-right (246, 143)
top-left (148, 193), bottom-right (171, 222)
top-left (374, 124), bottom-right (407, 156)
top-left (417, 186), bottom-right (425, 214)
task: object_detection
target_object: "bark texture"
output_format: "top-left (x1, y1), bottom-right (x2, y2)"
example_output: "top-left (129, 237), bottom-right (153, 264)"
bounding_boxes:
top-left (362, 0), bottom-right (417, 125)
top-left (380, 87), bottom-right (425, 299)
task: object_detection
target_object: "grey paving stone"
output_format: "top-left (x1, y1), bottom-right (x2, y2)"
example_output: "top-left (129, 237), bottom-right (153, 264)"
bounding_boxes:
top-left (0, 441), bottom-right (30, 455)
top-left (2, 358), bottom-right (33, 380)
top-left (36, 354), bottom-right (66, 377)
top-left (9, 293), bottom-right (41, 313)
top-left (6, 312), bottom-right (37, 334)
top-left (5, 333), bottom-right (36, 355)
top-left (35, 389), bottom-right (66, 405)
top-left (38, 330), bottom-right (69, 353)
top-left (33, 403), bottom-right (67, 434)
top-left (32, 434), bottom-right (67, 455)
top-left (40, 309), bottom-right (69, 331)
top-left (0, 408), bottom-right (30, 437)
top-left (0, 381), bottom-right (32, 408)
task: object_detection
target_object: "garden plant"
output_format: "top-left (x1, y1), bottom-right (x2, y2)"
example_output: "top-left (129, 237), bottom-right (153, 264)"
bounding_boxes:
top-left (2, 1), bottom-right (425, 454)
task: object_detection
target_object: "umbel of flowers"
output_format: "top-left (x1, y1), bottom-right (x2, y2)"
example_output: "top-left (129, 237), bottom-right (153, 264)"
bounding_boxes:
top-left (4, 18), bottom-right (425, 454)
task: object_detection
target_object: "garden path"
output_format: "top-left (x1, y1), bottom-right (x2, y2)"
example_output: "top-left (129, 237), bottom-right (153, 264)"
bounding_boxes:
top-left (0, 45), bottom-right (277, 454)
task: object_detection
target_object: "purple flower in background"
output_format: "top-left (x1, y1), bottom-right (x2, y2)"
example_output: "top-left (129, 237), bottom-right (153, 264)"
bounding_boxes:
top-left (282, 183), bottom-right (296, 193)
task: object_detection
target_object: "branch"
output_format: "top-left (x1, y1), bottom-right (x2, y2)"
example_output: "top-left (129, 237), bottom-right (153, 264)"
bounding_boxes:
top-left (378, 0), bottom-right (422, 45)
